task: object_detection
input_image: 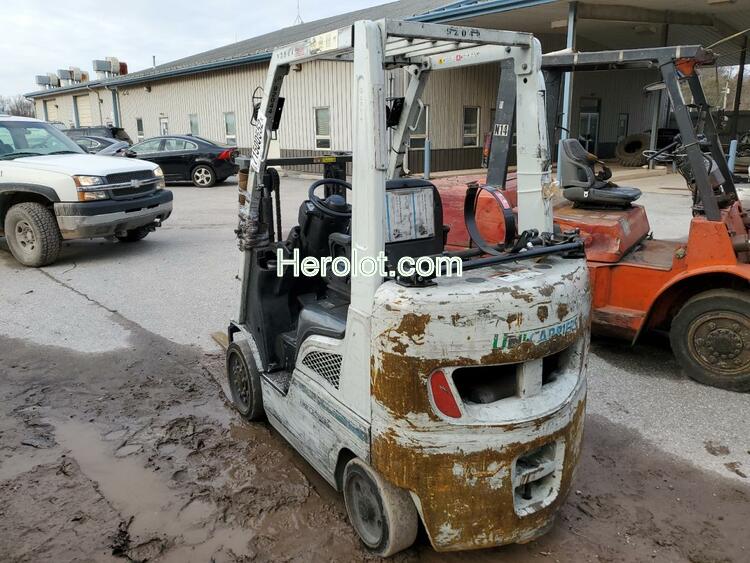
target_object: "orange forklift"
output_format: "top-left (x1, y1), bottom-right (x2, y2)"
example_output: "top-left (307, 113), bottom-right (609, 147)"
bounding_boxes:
top-left (439, 46), bottom-right (750, 391)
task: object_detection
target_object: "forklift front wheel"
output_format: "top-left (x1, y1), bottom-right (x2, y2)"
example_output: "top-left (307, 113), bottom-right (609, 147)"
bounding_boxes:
top-left (670, 289), bottom-right (750, 392)
top-left (226, 340), bottom-right (264, 420)
top-left (342, 458), bottom-right (418, 557)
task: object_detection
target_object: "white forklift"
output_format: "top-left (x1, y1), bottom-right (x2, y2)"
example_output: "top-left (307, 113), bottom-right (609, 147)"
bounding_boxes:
top-left (227, 19), bottom-right (591, 556)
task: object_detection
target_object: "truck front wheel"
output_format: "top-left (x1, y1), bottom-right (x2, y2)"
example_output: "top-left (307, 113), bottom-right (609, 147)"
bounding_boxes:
top-left (670, 289), bottom-right (750, 392)
top-left (4, 202), bottom-right (61, 267)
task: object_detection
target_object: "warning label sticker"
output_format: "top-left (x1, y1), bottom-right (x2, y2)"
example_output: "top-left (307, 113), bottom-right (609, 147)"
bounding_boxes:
top-left (385, 188), bottom-right (435, 243)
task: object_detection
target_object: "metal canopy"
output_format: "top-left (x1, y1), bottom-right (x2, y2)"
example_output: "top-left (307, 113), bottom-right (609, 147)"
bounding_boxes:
top-left (541, 45), bottom-right (715, 73)
top-left (270, 19), bottom-right (536, 68)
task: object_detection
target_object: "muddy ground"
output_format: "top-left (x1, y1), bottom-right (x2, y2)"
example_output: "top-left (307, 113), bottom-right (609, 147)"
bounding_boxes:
top-left (1, 315), bottom-right (748, 563)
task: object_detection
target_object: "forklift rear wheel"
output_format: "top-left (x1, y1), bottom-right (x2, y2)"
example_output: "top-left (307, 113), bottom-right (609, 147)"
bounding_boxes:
top-left (342, 458), bottom-right (418, 557)
top-left (670, 289), bottom-right (750, 392)
top-left (226, 340), bottom-right (264, 420)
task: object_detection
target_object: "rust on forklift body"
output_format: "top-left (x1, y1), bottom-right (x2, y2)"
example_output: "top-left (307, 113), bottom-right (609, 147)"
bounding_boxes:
top-left (369, 261), bottom-right (589, 550)
top-left (371, 400), bottom-right (585, 550)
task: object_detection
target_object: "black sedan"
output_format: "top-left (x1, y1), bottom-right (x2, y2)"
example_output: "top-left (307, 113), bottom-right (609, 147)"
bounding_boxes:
top-left (126, 135), bottom-right (239, 187)
top-left (74, 135), bottom-right (125, 154)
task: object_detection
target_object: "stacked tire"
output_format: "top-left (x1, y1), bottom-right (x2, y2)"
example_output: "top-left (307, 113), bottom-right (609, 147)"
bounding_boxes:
top-left (615, 133), bottom-right (650, 167)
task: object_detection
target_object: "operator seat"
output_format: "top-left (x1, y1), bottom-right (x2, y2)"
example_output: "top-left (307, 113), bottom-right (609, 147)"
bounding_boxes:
top-left (559, 139), bottom-right (642, 208)
top-left (295, 179), bottom-right (446, 345)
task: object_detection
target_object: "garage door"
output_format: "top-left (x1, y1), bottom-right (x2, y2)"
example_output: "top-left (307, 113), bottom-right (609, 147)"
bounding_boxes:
top-left (44, 100), bottom-right (58, 122)
top-left (75, 95), bottom-right (92, 126)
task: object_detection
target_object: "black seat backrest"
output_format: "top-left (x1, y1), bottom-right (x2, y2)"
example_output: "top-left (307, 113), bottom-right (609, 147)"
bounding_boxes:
top-left (322, 179), bottom-right (445, 298)
top-left (559, 138), bottom-right (598, 189)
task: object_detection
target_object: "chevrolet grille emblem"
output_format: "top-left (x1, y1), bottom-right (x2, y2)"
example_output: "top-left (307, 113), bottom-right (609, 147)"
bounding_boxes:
top-left (130, 179), bottom-right (143, 188)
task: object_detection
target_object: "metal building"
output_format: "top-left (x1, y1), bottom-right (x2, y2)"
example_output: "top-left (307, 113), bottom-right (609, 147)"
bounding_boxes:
top-left (25, 0), bottom-right (749, 173)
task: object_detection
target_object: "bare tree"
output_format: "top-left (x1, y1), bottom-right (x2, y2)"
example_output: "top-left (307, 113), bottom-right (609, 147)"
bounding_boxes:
top-left (0, 95), bottom-right (35, 117)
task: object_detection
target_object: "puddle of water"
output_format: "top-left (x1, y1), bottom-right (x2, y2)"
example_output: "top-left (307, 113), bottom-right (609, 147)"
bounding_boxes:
top-left (114, 443), bottom-right (142, 457)
top-left (54, 419), bottom-right (178, 539)
top-left (52, 418), bottom-right (251, 558)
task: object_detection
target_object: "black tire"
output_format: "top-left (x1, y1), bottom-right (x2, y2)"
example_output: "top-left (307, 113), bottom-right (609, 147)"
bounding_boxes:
top-left (191, 165), bottom-right (216, 188)
top-left (4, 202), bottom-right (61, 267)
top-left (342, 458), bottom-right (418, 557)
top-left (226, 340), bottom-right (264, 420)
top-left (615, 133), bottom-right (650, 167)
top-left (115, 226), bottom-right (150, 243)
top-left (670, 289), bottom-right (750, 392)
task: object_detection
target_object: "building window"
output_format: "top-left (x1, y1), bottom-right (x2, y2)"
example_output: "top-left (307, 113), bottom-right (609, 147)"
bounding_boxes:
top-left (315, 107), bottom-right (331, 149)
top-left (159, 117), bottom-right (169, 136)
top-left (410, 105), bottom-right (429, 150)
top-left (463, 106), bottom-right (480, 147)
top-left (189, 114), bottom-right (199, 136)
top-left (224, 112), bottom-right (237, 145)
top-left (136, 118), bottom-right (144, 141)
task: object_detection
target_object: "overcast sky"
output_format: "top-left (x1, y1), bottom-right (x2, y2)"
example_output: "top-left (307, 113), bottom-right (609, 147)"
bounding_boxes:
top-left (0, 0), bottom-right (385, 98)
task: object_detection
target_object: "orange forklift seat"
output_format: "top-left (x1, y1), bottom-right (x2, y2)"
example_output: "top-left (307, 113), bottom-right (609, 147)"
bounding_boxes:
top-left (554, 202), bottom-right (651, 263)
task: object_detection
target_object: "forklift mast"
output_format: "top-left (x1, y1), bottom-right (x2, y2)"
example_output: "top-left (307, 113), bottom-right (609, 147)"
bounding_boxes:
top-left (237, 19), bottom-right (559, 321)
top-left (485, 45), bottom-right (736, 222)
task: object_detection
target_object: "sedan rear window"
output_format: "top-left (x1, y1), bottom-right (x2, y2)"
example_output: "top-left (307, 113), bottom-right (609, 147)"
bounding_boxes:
top-left (163, 139), bottom-right (197, 151)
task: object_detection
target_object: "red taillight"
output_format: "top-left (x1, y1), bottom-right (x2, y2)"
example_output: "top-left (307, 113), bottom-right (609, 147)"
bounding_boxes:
top-left (429, 370), bottom-right (462, 419)
top-left (218, 149), bottom-right (233, 161)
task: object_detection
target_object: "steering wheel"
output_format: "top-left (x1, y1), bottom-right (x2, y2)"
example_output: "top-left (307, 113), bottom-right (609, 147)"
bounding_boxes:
top-left (308, 178), bottom-right (352, 218)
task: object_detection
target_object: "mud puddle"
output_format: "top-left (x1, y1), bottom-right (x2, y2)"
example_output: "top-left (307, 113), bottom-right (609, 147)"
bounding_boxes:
top-left (53, 418), bottom-right (248, 556)
top-left (2, 328), bottom-right (750, 562)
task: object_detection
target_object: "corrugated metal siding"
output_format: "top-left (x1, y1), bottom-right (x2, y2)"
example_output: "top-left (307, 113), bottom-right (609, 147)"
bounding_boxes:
top-left (118, 64), bottom-right (268, 147)
top-left (420, 64), bottom-right (501, 149)
top-left (279, 61), bottom-right (501, 152)
top-left (278, 61), bottom-right (354, 152)
top-left (569, 69), bottom-right (664, 156)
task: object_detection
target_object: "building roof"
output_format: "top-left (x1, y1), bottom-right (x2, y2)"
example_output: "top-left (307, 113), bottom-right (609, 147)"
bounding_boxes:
top-left (26, 0), bottom-right (750, 98)
top-left (25, 0), bottom-right (454, 98)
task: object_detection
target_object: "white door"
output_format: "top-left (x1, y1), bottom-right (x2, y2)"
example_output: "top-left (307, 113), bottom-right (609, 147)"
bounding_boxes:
top-left (44, 100), bottom-right (58, 122)
top-left (159, 117), bottom-right (169, 135)
top-left (75, 95), bottom-right (92, 126)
